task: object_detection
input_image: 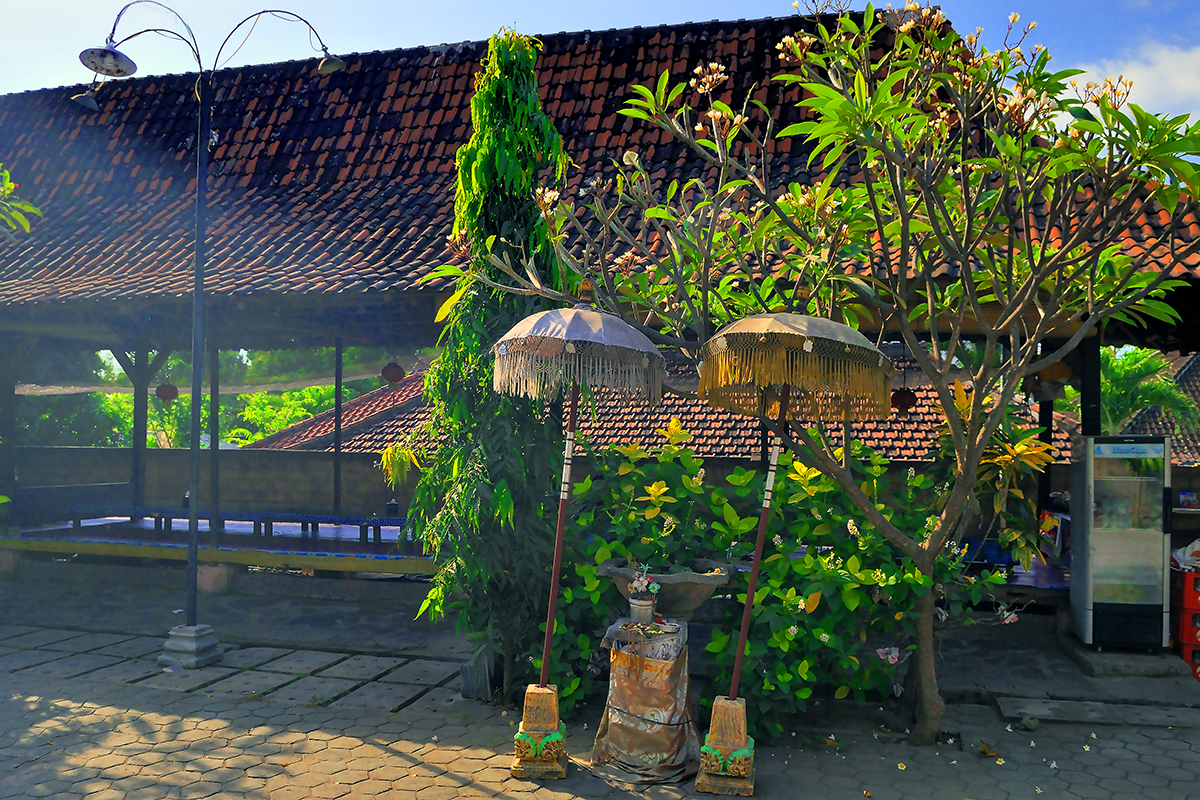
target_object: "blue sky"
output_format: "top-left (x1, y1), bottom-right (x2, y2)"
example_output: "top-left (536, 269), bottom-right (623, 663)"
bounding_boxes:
top-left (3, 1), bottom-right (1199, 116)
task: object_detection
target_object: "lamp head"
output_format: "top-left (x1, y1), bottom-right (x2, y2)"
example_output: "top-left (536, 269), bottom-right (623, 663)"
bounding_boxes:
top-left (71, 90), bottom-right (100, 112)
top-left (317, 47), bottom-right (345, 75)
top-left (79, 45), bottom-right (138, 78)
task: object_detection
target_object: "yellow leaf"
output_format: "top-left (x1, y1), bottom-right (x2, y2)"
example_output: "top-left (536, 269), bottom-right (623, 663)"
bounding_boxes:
top-left (434, 284), bottom-right (469, 323)
top-left (835, 686), bottom-right (850, 699)
top-left (618, 463), bottom-right (636, 475)
top-left (894, 612), bottom-right (903, 621)
top-left (645, 507), bottom-right (660, 519)
top-left (805, 591), bottom-right (822, 613)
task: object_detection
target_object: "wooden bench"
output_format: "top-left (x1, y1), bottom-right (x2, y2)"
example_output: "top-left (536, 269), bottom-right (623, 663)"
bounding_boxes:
top-left (63, 504), bottom-right (408, 546)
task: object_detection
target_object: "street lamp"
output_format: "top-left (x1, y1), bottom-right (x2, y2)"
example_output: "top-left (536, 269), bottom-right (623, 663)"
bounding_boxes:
top-left (78, 1), bottom-right (343, 669)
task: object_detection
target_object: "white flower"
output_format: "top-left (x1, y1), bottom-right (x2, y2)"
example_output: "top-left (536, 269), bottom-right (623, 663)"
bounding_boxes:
top-left (818, 631), bottom-right (830, 643)
top-left (906, 467), bottom-right (915, 482)
top-left (788, 625), bottom-right (799, 637)
top-left (773, 534), bottom-right (784, 547)
top-left (847, 520), bottom-right (860, 538)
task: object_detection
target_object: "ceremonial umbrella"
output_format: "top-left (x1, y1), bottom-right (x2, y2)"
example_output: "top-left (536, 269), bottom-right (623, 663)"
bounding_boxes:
top-left (694, 313), bottom-right (893, 795)
top-left (493, 300), bottom-right (665, 779)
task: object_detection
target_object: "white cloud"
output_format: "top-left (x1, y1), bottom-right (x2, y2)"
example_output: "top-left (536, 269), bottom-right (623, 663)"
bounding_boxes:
top-left (1075, 40), bottom-right (1200, 120)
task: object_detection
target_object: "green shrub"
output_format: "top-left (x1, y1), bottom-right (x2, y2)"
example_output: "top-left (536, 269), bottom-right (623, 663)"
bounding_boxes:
top-left (540, 418), bottom-right (1002, 735)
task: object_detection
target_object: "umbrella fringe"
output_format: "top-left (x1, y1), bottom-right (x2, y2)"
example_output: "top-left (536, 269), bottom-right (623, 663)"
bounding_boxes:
top-left (698, 333), bottom-right (893, 420)
top-left (494, 344), bottom-right (664, 404)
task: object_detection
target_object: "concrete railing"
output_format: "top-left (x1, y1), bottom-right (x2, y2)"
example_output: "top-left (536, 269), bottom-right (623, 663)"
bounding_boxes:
top-left (14, 446), bottom-right (414, 517)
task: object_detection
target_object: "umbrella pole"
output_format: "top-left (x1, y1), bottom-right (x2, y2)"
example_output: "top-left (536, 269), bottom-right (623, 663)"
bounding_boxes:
top-left (540, 380), bottom-right (579, 687)
top-left (697, 384), bottom-right (790, 796)
top-left (512, 380), bottom-right (578, 781)
top-left (728, 383), bottom-right (790, 700)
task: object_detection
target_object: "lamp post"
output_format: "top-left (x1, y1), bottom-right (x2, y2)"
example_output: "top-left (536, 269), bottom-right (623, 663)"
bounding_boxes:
top-left (78, 1), bottom-right (343, 668)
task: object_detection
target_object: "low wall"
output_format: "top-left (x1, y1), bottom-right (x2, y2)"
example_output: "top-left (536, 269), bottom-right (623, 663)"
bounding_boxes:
top-left (14, 446), bottom-right (415, 517)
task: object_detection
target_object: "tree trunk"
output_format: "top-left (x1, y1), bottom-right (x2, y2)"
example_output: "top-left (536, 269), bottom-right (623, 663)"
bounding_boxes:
top-left (909, 590), bottom-right (945, 744)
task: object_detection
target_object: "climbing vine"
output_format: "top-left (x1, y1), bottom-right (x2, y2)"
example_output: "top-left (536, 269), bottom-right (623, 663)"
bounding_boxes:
top-left (381, 30), bottom-right (567, 702)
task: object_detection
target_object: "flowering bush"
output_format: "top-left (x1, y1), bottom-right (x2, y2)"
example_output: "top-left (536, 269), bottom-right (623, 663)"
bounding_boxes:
top-left (538, 418), bottom-right (1004, 734)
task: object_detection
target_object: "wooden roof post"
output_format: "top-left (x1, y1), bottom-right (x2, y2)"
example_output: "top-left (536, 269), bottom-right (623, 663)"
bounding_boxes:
top-left (334, 336), bottom-right (343, 515)
top-left (1080, 335), bottom-right (1102, 437)
top-left (208, 333), bottom-right (221, 543)
top-left (113, 346), bottom-right (171, 508)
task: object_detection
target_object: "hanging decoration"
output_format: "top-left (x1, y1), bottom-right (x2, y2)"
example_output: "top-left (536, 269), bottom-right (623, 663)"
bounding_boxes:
top-left (155, 382), bottom-right (179, 403)
top-left (381, 362), bottom-right (407, 385)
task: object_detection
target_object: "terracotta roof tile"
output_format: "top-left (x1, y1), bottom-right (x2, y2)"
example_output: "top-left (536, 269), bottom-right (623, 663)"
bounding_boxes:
top-left (242, 371), bottom-right (425, 451)
top-left (250, 361), bottom-right (1074, 464)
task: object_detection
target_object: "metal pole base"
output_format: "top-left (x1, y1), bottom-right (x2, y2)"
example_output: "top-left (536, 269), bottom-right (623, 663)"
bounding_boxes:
top-left (158, 624), bottom-right (223, 669)
top-left (510, 684), bottom-right (567, 779)
top-left (695, 696), bottom-right (756, 796)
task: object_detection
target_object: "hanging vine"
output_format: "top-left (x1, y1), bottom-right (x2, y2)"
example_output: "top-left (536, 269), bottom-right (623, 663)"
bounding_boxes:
top-left (382, 29), bottom-right (567, 702)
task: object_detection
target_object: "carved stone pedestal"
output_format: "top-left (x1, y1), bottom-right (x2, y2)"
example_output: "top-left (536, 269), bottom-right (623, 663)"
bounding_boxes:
top-left (511, 684), bottom-right (567, 779)
top-left (695, 696), bottom-right (755, 796)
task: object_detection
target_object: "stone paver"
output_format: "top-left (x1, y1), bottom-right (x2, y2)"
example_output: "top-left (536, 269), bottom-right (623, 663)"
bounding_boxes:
top-left (139, 665), bottom-right (237, 692)
top-left (267, 675), bottom-right (360, 706)
top-left (204, 669), bottom-right (298, 698)
top-left (16, 652), bottom-right (124, 679)
top-left (39, 632), bottom-right (134, 653)
top-left (90, 635), bottom-right (165, 660)
top-left (0, 628), bottom-right (84, 649)
top-left (377, 659), bottom-right (460, 686)
top-left (328, 680), bottom-right (425, 711)
top-left (221, 646), bottom-right (293, 669)
top-left (0, 646), bottom-right (15, 657)
top-left (318, 655), bottom-right (405, 681)
top-left (257, 650), bottom-right (349, 676)
top-left (0, 624), bottom-right (39, 641)
top-left (3, 665), bottom-right (1196, 800)
top-left (84, 658), bottom-right (162, 684)
top-left (0, 648), bottom-right (65, 672)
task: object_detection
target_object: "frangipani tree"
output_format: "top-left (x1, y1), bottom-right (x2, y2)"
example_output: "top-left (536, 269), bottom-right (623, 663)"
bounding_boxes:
top-left (446, 5), bottom-right (1200, 742)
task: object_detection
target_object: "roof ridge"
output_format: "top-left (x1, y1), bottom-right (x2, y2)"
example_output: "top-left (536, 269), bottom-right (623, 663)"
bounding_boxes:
top-left (244, 371), bottom-right (424, 449)
top-left (3, 12), bottom-right (834, 98)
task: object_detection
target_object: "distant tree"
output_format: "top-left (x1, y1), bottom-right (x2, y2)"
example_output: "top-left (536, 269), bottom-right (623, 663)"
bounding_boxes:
top-left (1066, 346), bottom-right (1199, 434)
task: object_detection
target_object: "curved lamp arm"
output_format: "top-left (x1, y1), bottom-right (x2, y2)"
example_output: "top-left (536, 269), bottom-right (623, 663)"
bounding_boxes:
top-left (214, 9), bottom-right (337, 72)
top-left (107, 1), bottom-right (200, 55)
top-left (83, 2), bottom-right (342, 81)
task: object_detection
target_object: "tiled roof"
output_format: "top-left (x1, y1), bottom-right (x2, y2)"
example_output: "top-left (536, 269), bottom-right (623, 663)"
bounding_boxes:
top-left (4, 13), bottom-right (1196, 317)
top-left (242, 371), bottom-right (426, 451)
top-left (0, 15), bottom-right (834, 308)
top-left (253, 365), bottom-right (1074, 464)
top-left (1127, 353), bottom-right (1200, 465)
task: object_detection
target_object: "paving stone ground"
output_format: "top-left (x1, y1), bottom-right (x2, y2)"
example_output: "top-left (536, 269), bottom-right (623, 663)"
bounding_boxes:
top-left (1, 578), bottom-right (1197, 798)
top-left (1, 659), bottom-right (1197, 800)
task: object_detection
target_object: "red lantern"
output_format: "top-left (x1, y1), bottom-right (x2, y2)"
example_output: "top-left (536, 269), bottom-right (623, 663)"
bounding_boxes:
top-left (155, 382), bottom-right (179, 402)
top-left (890, 387), bottom-right (917, 414)
top-left (381, 362), bottom-right (406, 385)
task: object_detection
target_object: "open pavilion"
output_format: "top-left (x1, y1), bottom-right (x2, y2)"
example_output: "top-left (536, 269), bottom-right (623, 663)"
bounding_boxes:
top-left (2, 12), bottom-right (1199, 574)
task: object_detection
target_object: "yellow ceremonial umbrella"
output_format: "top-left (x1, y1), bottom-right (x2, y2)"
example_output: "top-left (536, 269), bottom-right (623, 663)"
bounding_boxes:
top-left (695, 313), bottom-right (893, 796)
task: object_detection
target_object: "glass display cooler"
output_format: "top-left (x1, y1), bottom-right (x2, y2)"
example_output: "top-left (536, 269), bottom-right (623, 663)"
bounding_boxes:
top-left (1070, 436), bottom-right (1171, 648)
